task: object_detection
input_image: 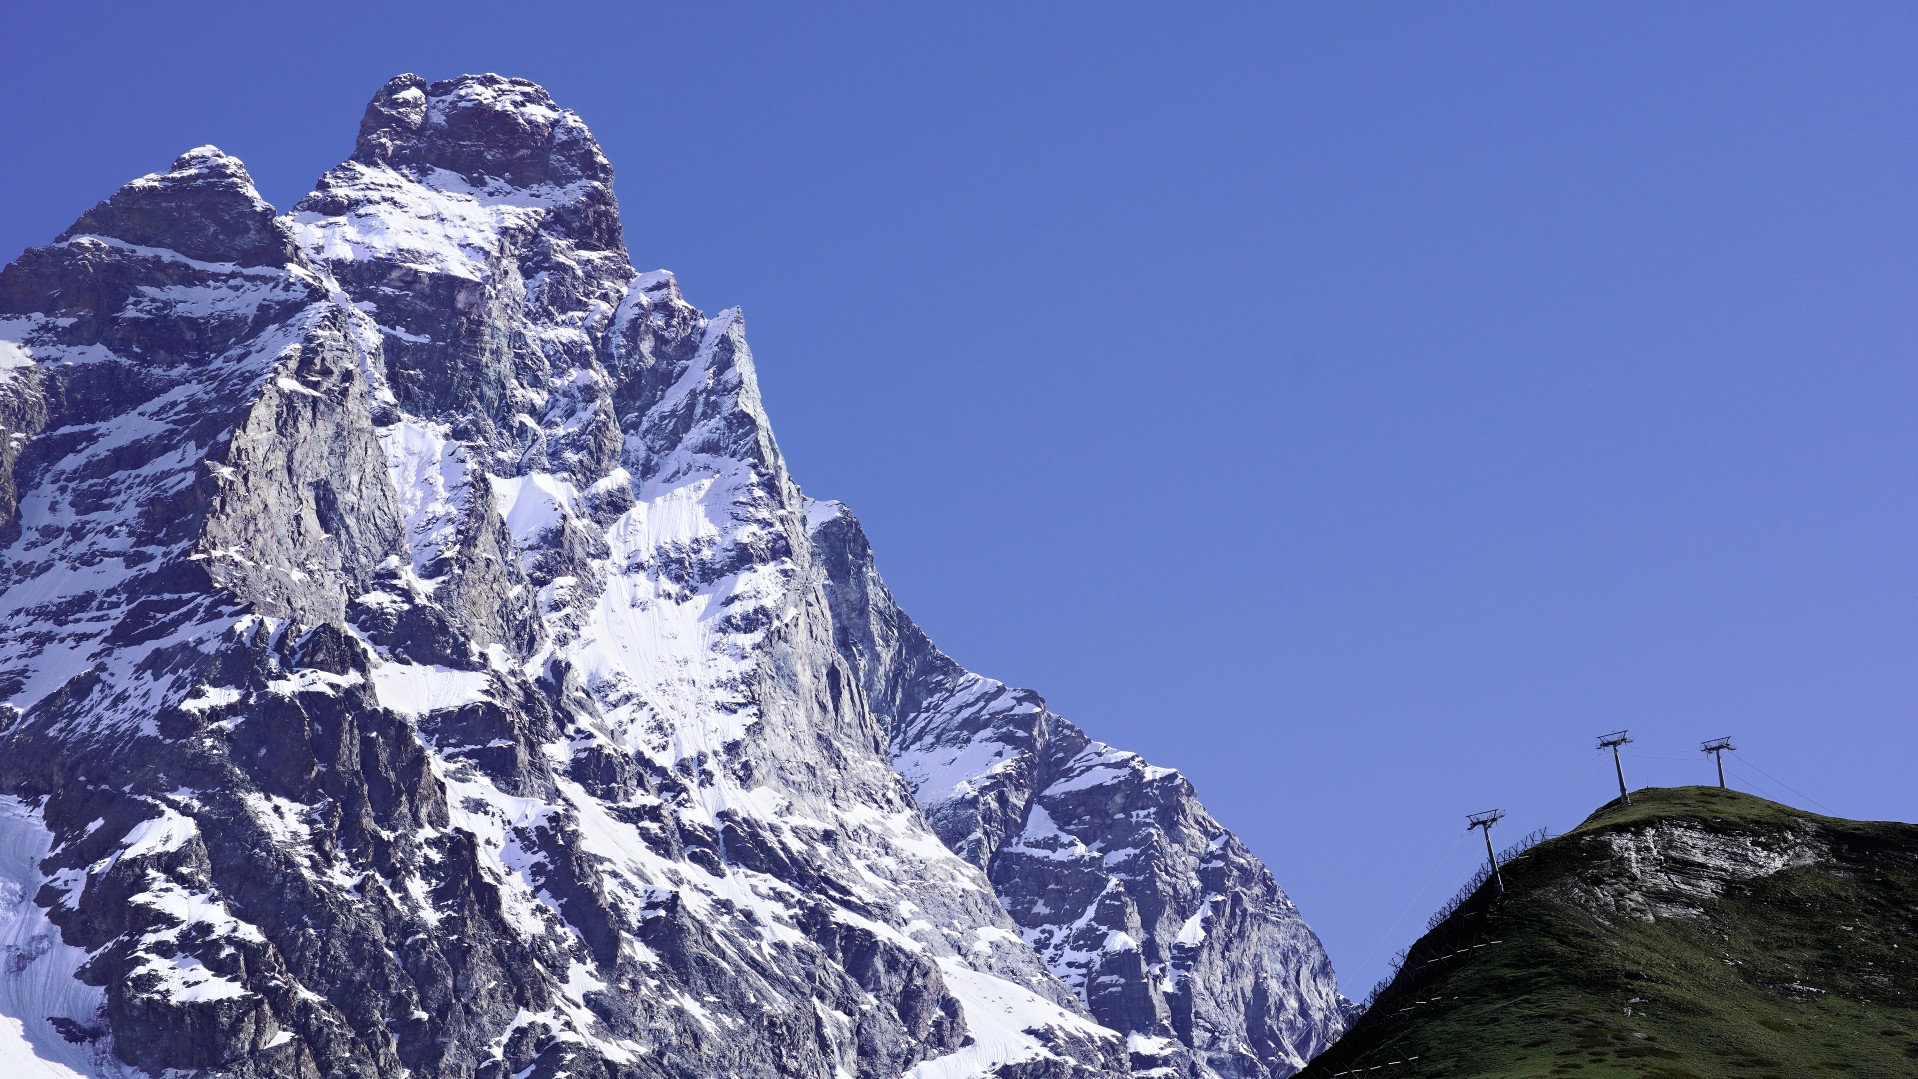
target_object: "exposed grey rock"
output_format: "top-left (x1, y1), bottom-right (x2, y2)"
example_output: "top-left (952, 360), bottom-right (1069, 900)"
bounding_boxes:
top-left (1560, 819), bottom-right (1827, 924)
top-left (812, 507), bottom-right (1345, 1078)
top-left (0, 73), bottom-right (1341, 1078)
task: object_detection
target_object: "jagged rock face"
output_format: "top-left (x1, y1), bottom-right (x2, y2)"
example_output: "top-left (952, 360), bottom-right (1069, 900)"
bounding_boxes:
top-left (1561, 819), bottom-right (1827, 923)
top-left (0, 74), bottom-right (1340, 1078)
top-left (812, 510), bottom-right (1344, 1078)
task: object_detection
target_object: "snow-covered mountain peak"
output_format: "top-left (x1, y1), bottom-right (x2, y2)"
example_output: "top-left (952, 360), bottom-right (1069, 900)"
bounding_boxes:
top-left (56, 143), bottom-right (301, 270)
top-left (0, 74), bottom-right (1345, 1079)
top-left (168, 144), bottom-right (247, 173)
top-left (340, 73), bottom-right (619, 248)
top-left (356, 73), bottom-right (431, 147)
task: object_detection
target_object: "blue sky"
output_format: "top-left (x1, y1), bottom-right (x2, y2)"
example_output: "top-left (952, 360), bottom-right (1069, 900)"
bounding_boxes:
top-left (3, 3), bottom-right (1912, 995)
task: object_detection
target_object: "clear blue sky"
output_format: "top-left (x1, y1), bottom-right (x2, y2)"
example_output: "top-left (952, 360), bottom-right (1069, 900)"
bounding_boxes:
top-left (4, 3), bottom-right (1912, 996)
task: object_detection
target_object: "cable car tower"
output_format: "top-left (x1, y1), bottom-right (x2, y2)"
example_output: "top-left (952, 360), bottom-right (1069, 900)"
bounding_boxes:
top-left (1467, 809), bottom-right (1506, 895)
top-left (1701, 736), bottom-right (1736, 788)
top-left (1596, 730), bottom-right (1633, 806)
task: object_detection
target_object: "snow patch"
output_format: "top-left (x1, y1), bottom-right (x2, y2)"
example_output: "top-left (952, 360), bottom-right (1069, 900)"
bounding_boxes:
top-left (0, 797), bottom-right (121, 1078)
top-left (491, 472), bottom-right (580, 545)
top-left (370, 660), bottom-right (492, 717)
top-left (120, 806), bottom-right (197, 860)
top-left (803, 498), bottom-right (845, 531)
top-left (903, 959), bottom-right (1114, 1079)
top-left (0, 340), bottom-right (33, 382)
top-left (380, 420), bottom-right (472, 581)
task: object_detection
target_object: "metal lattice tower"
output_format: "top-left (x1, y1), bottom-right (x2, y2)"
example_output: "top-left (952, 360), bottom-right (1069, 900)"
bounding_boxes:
top-left (1597, 730), bottom-right (1633, 806)
top-left (1701, 736), bottom-right (1736, 788)
top-left (1467, 809), bottom-right (1506, 896)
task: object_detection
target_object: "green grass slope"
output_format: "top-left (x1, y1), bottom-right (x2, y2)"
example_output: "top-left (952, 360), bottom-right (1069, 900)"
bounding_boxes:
top-left (1299, 786), bottom-right (1918, 1079)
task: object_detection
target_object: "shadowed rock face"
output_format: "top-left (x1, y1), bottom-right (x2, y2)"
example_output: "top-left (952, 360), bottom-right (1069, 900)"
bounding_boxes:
top-left (58, 147), bottom-right (306, 269)
top-left (0, 74), bottom-right (1341, 1079)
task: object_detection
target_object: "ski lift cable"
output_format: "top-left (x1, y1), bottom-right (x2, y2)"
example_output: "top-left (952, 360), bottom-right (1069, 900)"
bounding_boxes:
top-left (1721, 760), bottom-right (1786, 803)
top-left (1501, 749), bottom-right (1607, 814)
top-left (1350, 829), bottom-right (1468, 983)
top-left (1729, 754), bottom-right (1836, 815)
top-left (1354, 749), bottom-right (1596, 986)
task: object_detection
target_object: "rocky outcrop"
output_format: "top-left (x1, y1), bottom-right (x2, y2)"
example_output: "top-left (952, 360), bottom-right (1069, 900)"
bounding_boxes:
top-left (813, 507), bottom-right (1344, 1078)
top-left (0, 74), bottom-right (1341, 1078)
top-left (1562, 818), bottom-right (1827, 923)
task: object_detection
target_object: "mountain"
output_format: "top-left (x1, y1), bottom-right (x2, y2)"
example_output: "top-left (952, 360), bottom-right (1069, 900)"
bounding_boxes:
top-left (0, 74), bottom-right (1342, 1078)
top-left (812, 510), bottom-right (1343, 1076)
top-left (1299, 786), bottom-right (1918, 1079)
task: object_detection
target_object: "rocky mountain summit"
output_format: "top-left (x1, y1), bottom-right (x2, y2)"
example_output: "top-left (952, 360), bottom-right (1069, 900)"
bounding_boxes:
top-left (0, 74), bottom-right (1343, 1078)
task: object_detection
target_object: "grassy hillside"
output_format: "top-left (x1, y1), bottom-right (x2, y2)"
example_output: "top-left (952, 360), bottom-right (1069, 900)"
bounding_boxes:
top-left (1298, 786), bottom-right (1918, 1079)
